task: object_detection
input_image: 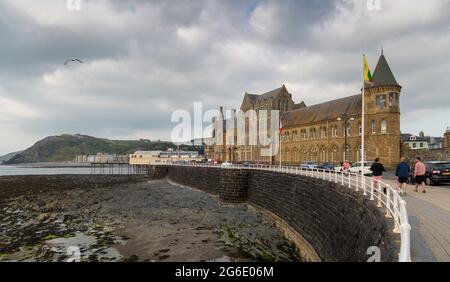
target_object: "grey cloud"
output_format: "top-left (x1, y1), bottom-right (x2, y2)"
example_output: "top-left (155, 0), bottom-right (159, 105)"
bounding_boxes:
top-left (0, 0), bottom-right (449, 154)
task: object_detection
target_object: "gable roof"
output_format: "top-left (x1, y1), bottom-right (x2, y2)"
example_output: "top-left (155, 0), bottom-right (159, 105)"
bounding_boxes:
top-left (370, 54), bottom-right (400, 87)
top-left (281, 94), bottom-right (362, 128)
top-left (243, 85), bottom-right (287, 105)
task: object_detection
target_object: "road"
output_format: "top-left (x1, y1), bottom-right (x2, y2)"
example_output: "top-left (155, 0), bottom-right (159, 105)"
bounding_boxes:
top-left (382, 171), bottom-right (450, 262)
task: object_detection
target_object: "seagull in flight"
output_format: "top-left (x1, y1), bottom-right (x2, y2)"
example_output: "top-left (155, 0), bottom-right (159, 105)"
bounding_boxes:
top-left (64, 58), bottom-right (84, 66)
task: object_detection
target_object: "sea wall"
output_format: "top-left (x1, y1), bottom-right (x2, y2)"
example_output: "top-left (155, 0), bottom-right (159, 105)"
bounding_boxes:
top-left (164, 165), bottom-right (400, 262)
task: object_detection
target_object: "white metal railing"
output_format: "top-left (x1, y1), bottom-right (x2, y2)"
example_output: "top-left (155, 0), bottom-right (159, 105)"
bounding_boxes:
top-left (166, 162), bottom-right (411, 262)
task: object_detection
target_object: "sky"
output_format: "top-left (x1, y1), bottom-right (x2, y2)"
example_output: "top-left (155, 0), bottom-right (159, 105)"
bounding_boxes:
top-left (0, 0), bottom-right (450, 154)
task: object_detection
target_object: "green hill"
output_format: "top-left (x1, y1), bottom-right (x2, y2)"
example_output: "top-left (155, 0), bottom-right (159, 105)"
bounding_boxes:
top-left (0, 151), bottom-right (23, 164)
top-left (5, 134), bottom-right (202, 164)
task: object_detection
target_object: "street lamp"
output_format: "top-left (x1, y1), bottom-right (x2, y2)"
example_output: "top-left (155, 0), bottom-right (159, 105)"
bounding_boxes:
top-left (337, 113), bottom-right (355, 161)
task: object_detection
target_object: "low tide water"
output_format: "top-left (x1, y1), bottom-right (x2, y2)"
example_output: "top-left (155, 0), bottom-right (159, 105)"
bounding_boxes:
top-left (0, 165), bottom-right (93, 176)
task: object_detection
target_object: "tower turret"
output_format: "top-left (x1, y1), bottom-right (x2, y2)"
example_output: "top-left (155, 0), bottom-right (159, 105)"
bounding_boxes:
top-left (364, 52), bottom-right (402, 167)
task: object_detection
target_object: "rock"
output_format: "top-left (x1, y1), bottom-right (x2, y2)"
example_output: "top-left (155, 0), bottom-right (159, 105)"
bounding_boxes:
top-left (37, 213), bottom-right (51, 222)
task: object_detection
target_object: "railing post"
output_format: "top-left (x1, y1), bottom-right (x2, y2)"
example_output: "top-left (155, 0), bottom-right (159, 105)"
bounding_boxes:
top-left (377, 181), bottom-right (383, 208)
top-left (362, 176), bottom-right (367, 196)
top-left (335, 170), bottom-right (337, 184)
top-left (370, 180), bottom-right (374, 200)
top-left (348, 173), bottom-right (351, 188)
top-left (385, 186), bottom-right (392, 218)
top-left (399, 200), bottom-right (411, 262)
top-left (392, 191), bottom-right (401, 234)
top-left (341, 171), bottom-right (344, 186)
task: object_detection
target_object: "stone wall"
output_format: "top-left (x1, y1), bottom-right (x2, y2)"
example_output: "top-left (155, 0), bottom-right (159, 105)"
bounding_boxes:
top-left (161, 165), bottom-right (400, 262)
top-left (401, 147), bottom-right (450, 163)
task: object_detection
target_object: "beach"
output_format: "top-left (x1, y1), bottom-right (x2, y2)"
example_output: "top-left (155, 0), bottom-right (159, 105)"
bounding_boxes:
top-left (0, 175), bottom-right (301, 262)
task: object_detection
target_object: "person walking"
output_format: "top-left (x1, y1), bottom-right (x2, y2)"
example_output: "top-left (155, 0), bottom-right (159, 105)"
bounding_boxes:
top-left (370, 158), bottom-right (386, 191)
top-left (342, 160), bottom-right (351, 175)
top-left (395, 157), bottom-right (410, 195)
top-left (414, 157), bottom-right (427, 193)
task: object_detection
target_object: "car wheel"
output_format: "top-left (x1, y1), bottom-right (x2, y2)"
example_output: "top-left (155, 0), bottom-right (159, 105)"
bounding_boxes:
top-left (425, 177), bottom-right (436, 186)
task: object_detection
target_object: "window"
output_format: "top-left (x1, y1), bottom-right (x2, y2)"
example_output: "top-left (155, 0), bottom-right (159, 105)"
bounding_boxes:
top-left (301, 130), bottom-right (307, 141)
top-left (358, 123), bottom-right (362, 135)
top-left (321, 127), bottom-right (327, 139)
top-left (413, 143), bottom-right (416, 148)
top-left (376, 95), bottom-right (387, 108)
top-left (389, 92), bottom-right (399, 107)
top-left (381, 120), bottom-right (387, 133)
top-left (371, 120), bottom-right (376, 134)
top-left (420, 143), bottom-right (424, 148)
top-left (333, 125), bottom-right (338, 137)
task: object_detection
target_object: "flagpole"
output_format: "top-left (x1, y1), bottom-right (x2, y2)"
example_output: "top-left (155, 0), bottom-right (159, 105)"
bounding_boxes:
top-left (361, 55), bottom-right (365, 168)
top-left (279, 119), bottom-right (282, 169)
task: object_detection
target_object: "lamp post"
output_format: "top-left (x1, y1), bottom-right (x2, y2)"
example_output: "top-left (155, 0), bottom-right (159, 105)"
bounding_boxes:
top-left (337, 113), bottom-right (355, 161)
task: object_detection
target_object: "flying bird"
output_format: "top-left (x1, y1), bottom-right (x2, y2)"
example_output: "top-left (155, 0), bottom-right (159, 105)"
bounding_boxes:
top-left (64, 58), bottom-right (84, 66)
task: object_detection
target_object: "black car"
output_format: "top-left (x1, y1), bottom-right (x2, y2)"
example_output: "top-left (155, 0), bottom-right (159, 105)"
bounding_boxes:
top-left (317, 162), bottom-right (335, 171)
top-left (424, 161), bottom-right (450, 185)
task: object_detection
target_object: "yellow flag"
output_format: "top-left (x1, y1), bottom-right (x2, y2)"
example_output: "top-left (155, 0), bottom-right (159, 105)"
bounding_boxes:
top-left (364, 55), bottom-right (372, 81)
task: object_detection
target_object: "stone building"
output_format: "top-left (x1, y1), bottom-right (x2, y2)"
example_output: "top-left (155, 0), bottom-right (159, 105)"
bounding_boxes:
top-left (444, 127), bottom-right (450, 149)
top-left (205, 53), bottom-right (402, 168)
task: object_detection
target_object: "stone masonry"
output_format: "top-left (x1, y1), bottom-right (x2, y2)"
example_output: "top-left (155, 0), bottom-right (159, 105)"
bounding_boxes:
top-left (151, 165), bottom-right (400, 262)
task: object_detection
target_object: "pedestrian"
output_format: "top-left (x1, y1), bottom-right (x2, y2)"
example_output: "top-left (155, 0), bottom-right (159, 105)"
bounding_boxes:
top-left (414, 157), bottom-right (427, 193)
top-left (342, 160), bottom-right (351, 175)
top-left (395, 157), bottom-right (410, 195)
top-left (370, 158), bottom-right (386, 191)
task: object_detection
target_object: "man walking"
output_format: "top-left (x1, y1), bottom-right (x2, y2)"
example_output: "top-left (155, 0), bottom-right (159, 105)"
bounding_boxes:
top-left (370, 158), bottom-right (386, 190)
top-left (414, 157), bottom-right (427, 193)
top-left (395, 157), bottom-right (410, 195)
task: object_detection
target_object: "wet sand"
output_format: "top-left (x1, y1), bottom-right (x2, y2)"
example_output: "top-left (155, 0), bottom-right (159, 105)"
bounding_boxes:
top-left (0, 175), bottom-right (301, 262)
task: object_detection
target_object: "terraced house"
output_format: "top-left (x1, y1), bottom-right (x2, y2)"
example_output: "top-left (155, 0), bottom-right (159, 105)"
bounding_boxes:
top-left (205, 52), bottom-right (402, 168)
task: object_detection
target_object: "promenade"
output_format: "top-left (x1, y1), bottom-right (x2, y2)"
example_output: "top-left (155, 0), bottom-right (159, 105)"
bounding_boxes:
top-left (382, 177), bottom-right (450, 262)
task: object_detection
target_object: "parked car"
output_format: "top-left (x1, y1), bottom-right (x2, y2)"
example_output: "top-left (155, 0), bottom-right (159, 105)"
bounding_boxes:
top-left (317, 162), bottom-right (335, 171)
top-left (300, 162), bottom-right (318, 170)
top-left (242, 161), bottom-right (256, 167)
top-left (221, 161), bottom-right (233, 168)
top-left (348, 161), bottom-right (373, 176)
top-left (424, 161), bottom-right (450, 185)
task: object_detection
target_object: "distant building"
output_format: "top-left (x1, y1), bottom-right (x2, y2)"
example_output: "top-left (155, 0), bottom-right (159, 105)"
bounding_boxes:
top-left (401, 134), bottom-right (429, 150)
top-left (129, 150), bottom-right (200, 165)
top-left (428, 136), bottom-right (443, 149)
top-left (76, 153), bottom-right (129, 163)
top-left (401, 132), bottom-right (444, 150)
top-left (444, 127), bottom-right (450, 149)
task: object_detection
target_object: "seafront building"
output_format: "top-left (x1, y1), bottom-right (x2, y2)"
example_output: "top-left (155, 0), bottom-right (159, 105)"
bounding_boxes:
top-left (129, 150), bottom-right (200, 165)
top-left (205, 53), bottom-right (403, 168)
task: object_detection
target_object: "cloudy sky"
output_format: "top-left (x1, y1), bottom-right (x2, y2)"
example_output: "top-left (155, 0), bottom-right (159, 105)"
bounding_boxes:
top-left (0, 0), bottom-right (449, 154)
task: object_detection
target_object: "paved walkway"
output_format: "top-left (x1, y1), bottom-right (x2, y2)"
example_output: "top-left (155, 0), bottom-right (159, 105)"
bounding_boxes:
top-left (382, 179), bottom-right (450, 262)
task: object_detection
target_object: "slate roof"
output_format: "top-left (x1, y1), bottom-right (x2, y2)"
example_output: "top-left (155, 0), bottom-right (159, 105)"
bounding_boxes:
top-left (281, 94), bottom-right (362, 128)
top-left (370, 54), bottom-right (400, 87)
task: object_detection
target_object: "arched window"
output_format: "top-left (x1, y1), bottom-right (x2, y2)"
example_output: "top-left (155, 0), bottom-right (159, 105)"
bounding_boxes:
top-left (321, 146), bottom-right (327, 162)
top-left (301, 146), bottom-right (307, 163)
top-left (371, 120), bottom-right (376, 134)
top-left (381, 120), bottom-right (387, 133)
top-left (331, 145), bottom-right (338, 164)
top-left (293, 131), bottom-right (298, 142)
top-left (343, 145), bottom-right (352, 162)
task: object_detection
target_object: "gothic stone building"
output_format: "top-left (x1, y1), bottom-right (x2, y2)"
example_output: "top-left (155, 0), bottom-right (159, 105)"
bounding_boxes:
top-left (205, 53), bottom-right (402, 168)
